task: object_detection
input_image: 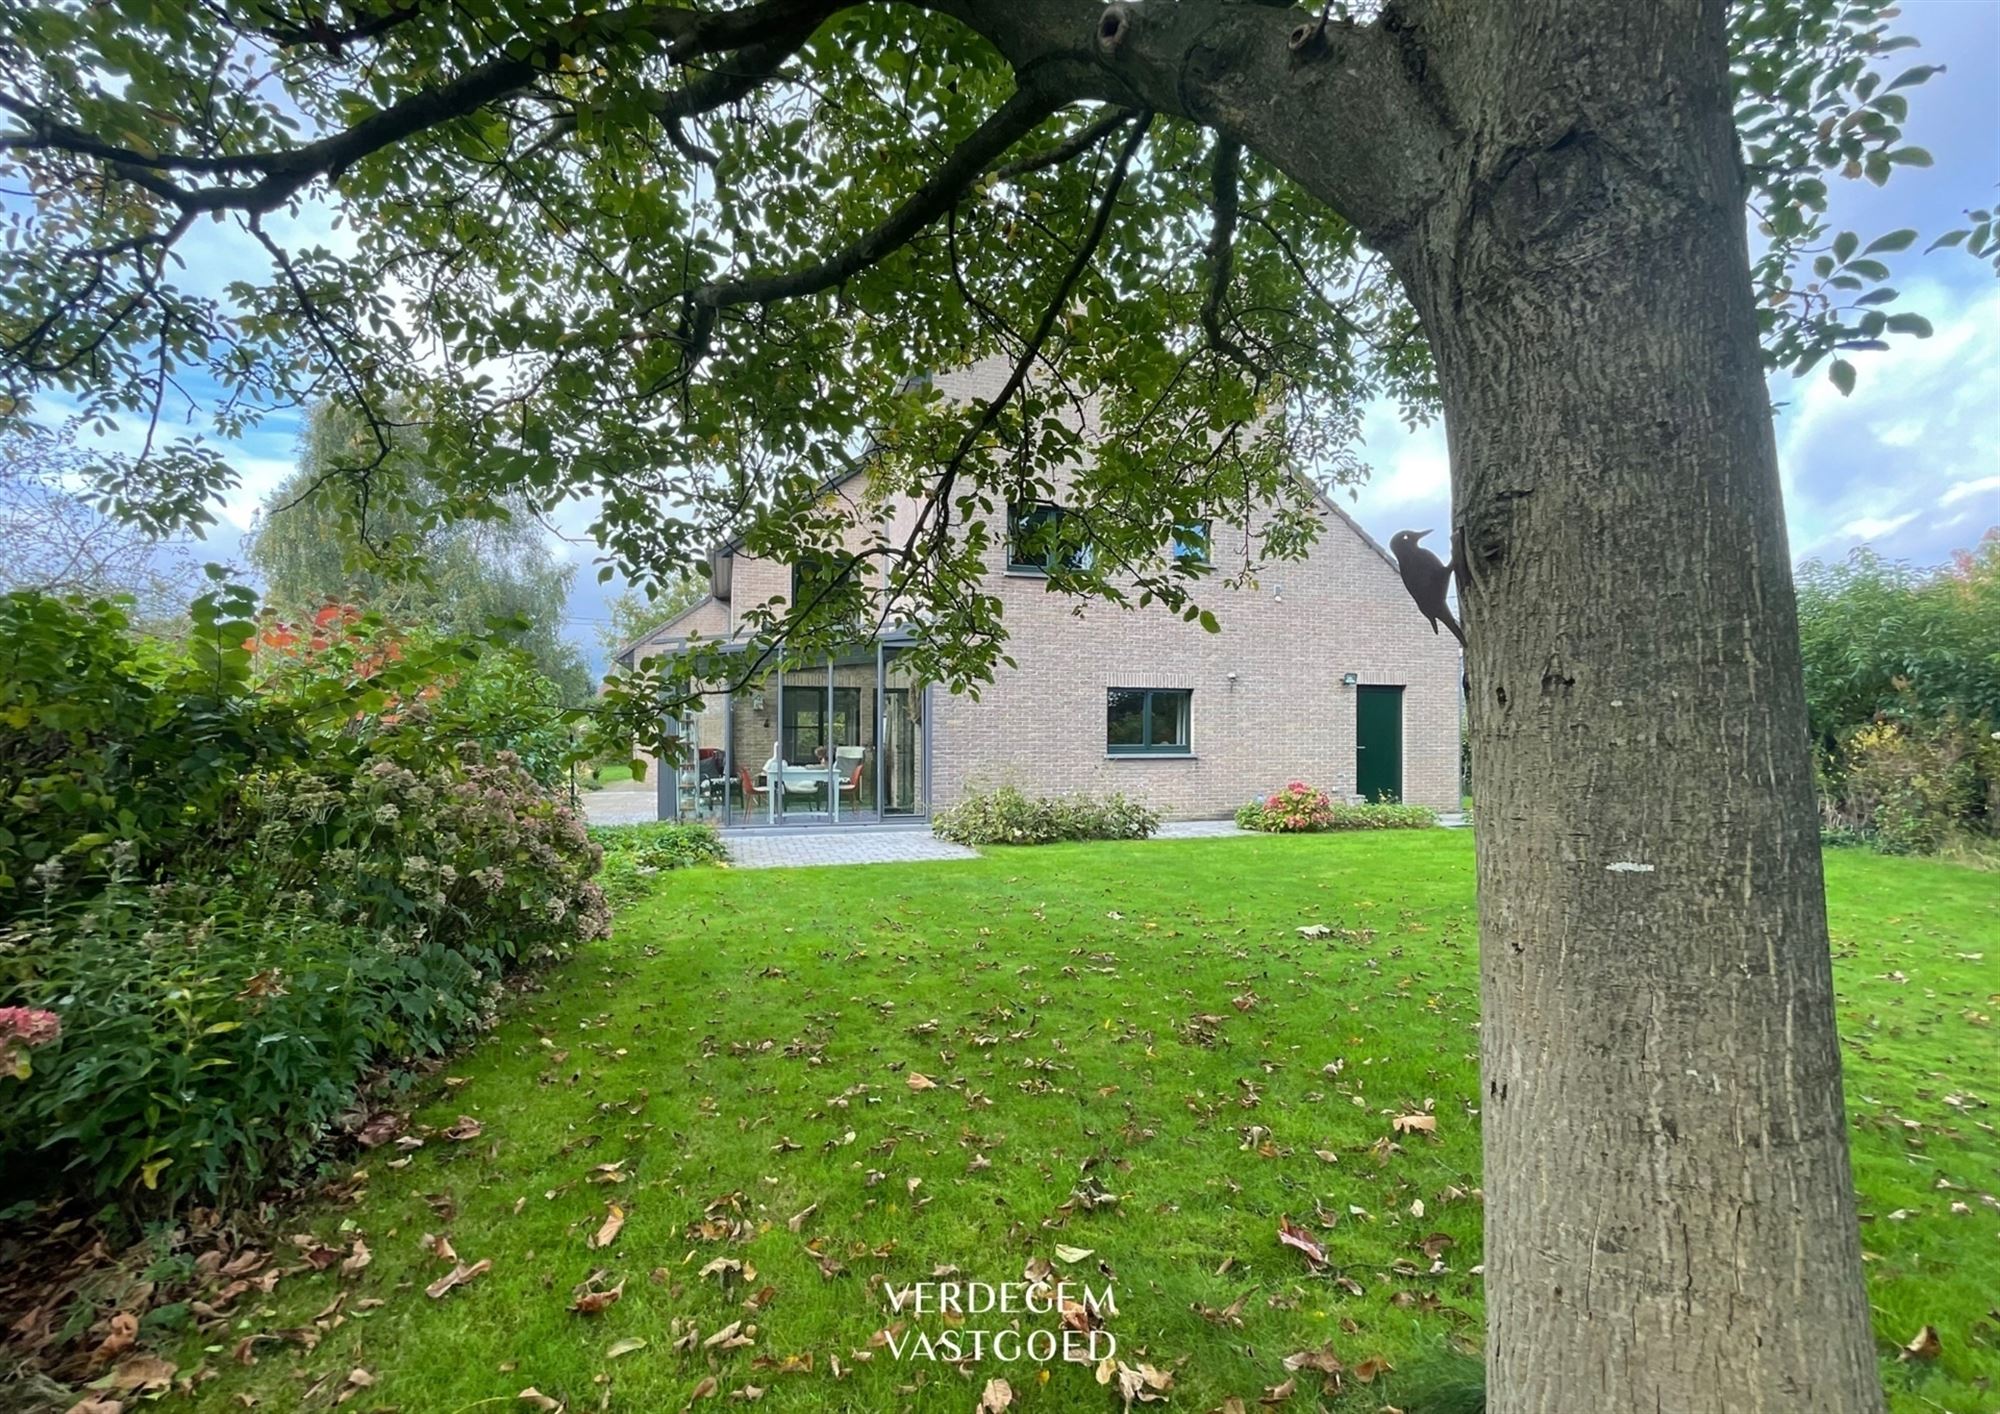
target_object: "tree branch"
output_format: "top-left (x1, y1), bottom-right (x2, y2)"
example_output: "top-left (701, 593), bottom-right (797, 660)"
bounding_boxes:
top-left (1200, 136), bottom-right (1264, 378)
top-left (678, 81), bottom-right (1071, 364)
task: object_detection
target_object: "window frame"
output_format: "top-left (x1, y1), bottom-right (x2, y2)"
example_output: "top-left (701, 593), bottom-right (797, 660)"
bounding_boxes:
top-left (1171, 520), bottom-right (1211, 566)
top-left (1006, 500), bottom-right (1091, 575)
top-left (1106, 687), bottom-right (1193, 757)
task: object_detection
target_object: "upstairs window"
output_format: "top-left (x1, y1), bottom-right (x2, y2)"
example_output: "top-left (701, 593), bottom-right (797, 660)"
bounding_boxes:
top-left (1007, 502), bottom-right (1092, 574)
top-left (1107, 688), bottom-right (1192, 756)
top-left (1171, 520), bottom-right (1211, 566)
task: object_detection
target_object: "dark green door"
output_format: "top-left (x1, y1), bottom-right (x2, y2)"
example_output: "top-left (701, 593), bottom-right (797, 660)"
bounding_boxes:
top-left (1355, 685), bottom-right (1404, 802)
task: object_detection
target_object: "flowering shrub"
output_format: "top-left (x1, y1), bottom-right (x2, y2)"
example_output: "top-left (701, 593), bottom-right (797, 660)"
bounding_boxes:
top-left (0, 585), bottom-right (605, 1211)
top-left (931, 787), bottom-right (1161, 846)
top-left (0, 1006), bottom-right (61, 1079)
top-left (242, 743), bottom-right (610, 967)
top-left (1238, 781), bottom-right (1335, 832)
top-left (1237, 785), bottom-right (1437, 833)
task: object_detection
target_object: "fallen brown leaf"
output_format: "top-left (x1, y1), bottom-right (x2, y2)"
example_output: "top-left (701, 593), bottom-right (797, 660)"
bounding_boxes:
top-left (89, 1312), bottom-right (139, 1365)
top-left (1900, 1324), bottom-right (1942, 1361)
top-left (590, 1203), bottom-right (625, 1250)
top-left (570, 1277), bottom-right (626, 1315)
top-left (517, 1389), bottom-right (564, 1412)
top-left (440, 1115), bottom-right (484, 1141)
top-left (906, 1072), bottom-right (938, 1092)
top-left (1277, 1216), bottom-right (1327, 1267)
top-left (105, 1355), bottom-right (176, 1392)
top-left (977, 1376), bottom-right (1014, 1412)
top-left (1391, 1114), bottom-right (1437, 1136)
top-left (425, 1258), bottom-right (491, 1300)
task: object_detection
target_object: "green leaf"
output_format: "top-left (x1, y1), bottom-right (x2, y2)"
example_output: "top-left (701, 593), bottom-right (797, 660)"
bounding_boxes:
top-left (1861, 230), bottom-right (1916, 255)
top-left (1829, 359), bottom-right (1857, 397)
top-left (1884, 313), bottom-right (1932, 338)
top-left (1832, 230), bottom-right (1859, 264)
top-left (1885, 64), bottom-right (1944, 92)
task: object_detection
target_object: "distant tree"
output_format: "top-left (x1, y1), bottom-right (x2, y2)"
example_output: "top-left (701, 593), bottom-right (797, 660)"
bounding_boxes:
top-left (1796, 530), bottom-right (2000, 736)
top-left (597, 577), bottom-right (708, 664)
top-left (247, 403), bottom-right (592, 702)
top-left (0, 422), bottom-right (206, 630)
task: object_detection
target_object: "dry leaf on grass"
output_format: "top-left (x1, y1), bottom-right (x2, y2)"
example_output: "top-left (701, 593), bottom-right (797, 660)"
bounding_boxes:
top-left (425, 1259), bottom-right (491, 1300)
top-left (786, 1202), bottom-right (817, 1233)
top-left (607, 1336), bottom-right (649, 1358)
top-left (1277, 1216), bottom-right (1327, 1267)
top-left (105, 1355), bottom-right (176, 1392)
top-left (570, 1277), bottom-right (626, 1315)
top-left (1350, 1355), bottom-right (1394, 1383)
top-left (334, 1368), bottom-right (375, 1405)
top-left (590, 1204), bottom-right (625, 1250)
top-left (1391, 1114), bottom-right (1437, 1136)
top-left (440, 1115), bottom-right (484, 1141)
top-left (1096, 1360), bottom-right (1174, 1409)
top-left (341, 1239), bottom-right (371, 1277)
top-left (89, 1312), bottom-right (139, 1365)
top-left (977, 1376), bottom-right (1014, 1411)
top-left (1053, 1244), bottom-right (1094, 1264)
top-left (1900, 1324), bottom-right (1941, 1361)
top-left (906, 1073), bottom-right (938, 1091)
top-left (518, 1390), bottom-right (564, 1412)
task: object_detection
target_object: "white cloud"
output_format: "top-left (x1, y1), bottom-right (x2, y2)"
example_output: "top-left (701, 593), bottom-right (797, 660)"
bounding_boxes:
top-left (1941, 474), bottom-right (2000, 506)
top-left (1838, 511), bottom-right (1919, 541)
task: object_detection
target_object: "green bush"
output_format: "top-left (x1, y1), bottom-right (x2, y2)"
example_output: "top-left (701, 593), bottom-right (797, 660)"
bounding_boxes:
top-left (590, 821), bottom-right (727, 903)
top-left (0, 584), bottom-right (288, 907)
top-left (1818, 718), bottom-right (1996, 855)
top-left (931, 787), bottom-right (1161, 846)
top-left (0, 586), bottom-right (604, 1211)
top-left (0, 883), bottom-right (499, 1203)
top-left (1796, 535), bottom-right (2000, 853)
top-left (239, 744), bottom-right (610, 967)
top-left (1237, 787), bottom-right (1437, 833)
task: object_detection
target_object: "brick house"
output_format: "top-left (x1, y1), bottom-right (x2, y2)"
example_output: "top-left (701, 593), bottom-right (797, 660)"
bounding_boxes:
top-left (616, 364), bottom-right (1463, 827)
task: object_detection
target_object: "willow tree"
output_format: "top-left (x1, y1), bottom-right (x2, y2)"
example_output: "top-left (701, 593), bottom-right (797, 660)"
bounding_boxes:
top-left (2, 0), bottom-right (1989, 1404)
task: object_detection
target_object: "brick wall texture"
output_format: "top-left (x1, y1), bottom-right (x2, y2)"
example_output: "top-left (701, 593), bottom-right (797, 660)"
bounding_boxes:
top-left (626, 359), bottom-right (1463, 817)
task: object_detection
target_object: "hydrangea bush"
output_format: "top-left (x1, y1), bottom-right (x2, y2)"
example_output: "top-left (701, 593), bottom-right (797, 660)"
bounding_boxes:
top-left (1236, 784), bottom-right (1437, 833)
top-left (0, 585), bottom-right (606, 1210)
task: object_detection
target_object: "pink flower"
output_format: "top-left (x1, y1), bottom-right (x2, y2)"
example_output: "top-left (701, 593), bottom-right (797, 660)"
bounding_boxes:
top-left (0, 1007), bottom-right (61, 1081)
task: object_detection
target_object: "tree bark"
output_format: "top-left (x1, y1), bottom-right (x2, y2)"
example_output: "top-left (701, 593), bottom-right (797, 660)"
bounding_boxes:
top-left (1377, 4), bottom-right (1884, 1410)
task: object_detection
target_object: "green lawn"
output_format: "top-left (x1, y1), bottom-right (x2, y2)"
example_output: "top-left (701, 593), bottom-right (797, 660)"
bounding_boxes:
top-left (169, 834), bottom-right (1999, 1413)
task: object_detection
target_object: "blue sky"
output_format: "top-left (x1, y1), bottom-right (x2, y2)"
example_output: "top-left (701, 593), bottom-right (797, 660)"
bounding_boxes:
top-left (38, 0), bottom-right (2000, 674)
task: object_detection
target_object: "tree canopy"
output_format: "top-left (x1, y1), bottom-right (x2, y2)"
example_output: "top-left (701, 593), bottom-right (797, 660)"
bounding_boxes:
top-left (246, 402), bottom-right (593, 700)
top-left (1, 0), bottom-right (1988, 699)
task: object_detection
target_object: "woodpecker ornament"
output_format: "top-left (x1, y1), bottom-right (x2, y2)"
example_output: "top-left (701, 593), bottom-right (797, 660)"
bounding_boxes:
top-left (1389, 529), bottom-right (1465, 648)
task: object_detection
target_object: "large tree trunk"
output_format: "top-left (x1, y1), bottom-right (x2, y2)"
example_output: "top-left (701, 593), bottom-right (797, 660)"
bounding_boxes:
top-left (1379, 4), bottom-right (1884, 1410)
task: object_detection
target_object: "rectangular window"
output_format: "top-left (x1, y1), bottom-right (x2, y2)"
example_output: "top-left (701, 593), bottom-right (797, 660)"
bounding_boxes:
top-left (1007, 501), bottom-right (1091, 574)
top-left (1171, 520), bottom-right (1211, 565)
top-left (1107, 688), bottom-right (1192, 755)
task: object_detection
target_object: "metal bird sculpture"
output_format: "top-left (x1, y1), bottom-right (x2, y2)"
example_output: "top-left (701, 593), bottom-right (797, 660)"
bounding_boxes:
top-left (1389, 529), bottom-right (1466, 648)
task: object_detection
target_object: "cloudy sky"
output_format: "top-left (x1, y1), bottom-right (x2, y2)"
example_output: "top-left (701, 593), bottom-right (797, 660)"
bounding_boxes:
top-left (32, 0), bottom-right (1999, 674)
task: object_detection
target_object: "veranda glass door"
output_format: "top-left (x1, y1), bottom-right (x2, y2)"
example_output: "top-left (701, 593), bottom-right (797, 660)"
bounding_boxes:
top-left (881, 645), bottom-right (926, 818)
